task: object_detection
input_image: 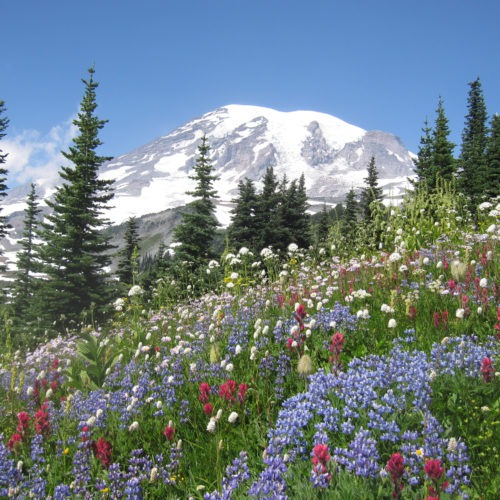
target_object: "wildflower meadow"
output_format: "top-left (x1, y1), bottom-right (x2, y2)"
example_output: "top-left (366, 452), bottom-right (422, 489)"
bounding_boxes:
top-left (0, 195), bottom-right (499, 499)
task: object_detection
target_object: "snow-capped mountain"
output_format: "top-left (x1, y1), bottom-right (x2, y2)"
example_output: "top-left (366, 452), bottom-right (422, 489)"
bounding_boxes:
top-left (1, 104), bottom-right (416, 269)
top-left (95, 104), bottom-right (414, 226)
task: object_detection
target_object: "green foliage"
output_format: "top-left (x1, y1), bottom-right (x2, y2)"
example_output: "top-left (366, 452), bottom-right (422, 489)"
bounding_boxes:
top-left (67, 330), bottom-right (120, 390)
top-left (431, 97), bottom-right (456, 186)
top-left (11, 184), bottom-right (42, 326)
top-left (458, 78), bottom-right (489, 207)
top-left (37, 67), bottom-right (115, 326)
top-left (173, 135), bottom-right (220, 269)
top-left (430, 371), bottom-right (500, 495)
top-left (116, 216), bottom-right (141, 287)
top-left (485, 113), bottom-right (500, 199)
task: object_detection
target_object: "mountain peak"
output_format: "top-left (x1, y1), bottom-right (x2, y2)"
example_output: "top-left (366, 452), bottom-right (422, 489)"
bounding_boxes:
top-left (4, 104), bottom-right (415, 241)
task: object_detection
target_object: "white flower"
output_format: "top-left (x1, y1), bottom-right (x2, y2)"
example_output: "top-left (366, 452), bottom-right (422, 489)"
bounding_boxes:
top-left (486, 224), bottom-right (496, 234)
top-left (422, 257), bottom-right (430, 265)
top-left (479, 278), bottom-right (488, 288)
top-left (114, 297), bottom-right (126, 311)
top-left (128, 285), bottom-right (144, 297)
top-left (388, 318), bottom-right (397, 329)
top-left (235, 344), bottom-right (242, 355)
top-left (230, 272), bottom-right (239, 280)
top-left (228, 411), bottom-right (239, 424)
top-left (447, 437), bottom-right (458, 452)
top-left (150, 467), bottom-right (158, 482)
top-left (86, 416), bottom-right (96, 427)
top-left (129, 421), bottom-right (139, 432)
top-left (206, 417), bottom-right (217, 433)
top-left (215, 409), bottom-right (223, 421)
top-left (389, 252), bottom-right (402, 263)
top-left (225, 363), bottom-right (234, 372)
top-left (478, 201), bottom-right (493, 211)
top-left (287, 243), bottom-right (298, 253)
top-left (238, 246), bottom-right (250, 256)
top-left (455, 308), bottom-right (465, 319)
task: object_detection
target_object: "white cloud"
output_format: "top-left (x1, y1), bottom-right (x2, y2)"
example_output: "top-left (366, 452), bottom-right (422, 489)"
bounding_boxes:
top-left (2, 117), bottom-right (77, 188)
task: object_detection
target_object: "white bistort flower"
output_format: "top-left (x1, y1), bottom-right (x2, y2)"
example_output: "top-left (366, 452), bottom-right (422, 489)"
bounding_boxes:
top-left (388, 318), bottom-right (397, 329)
top-left (206, 417), bottom-right (217, 433)
top-left (228, 411), bottom-right (239, 424)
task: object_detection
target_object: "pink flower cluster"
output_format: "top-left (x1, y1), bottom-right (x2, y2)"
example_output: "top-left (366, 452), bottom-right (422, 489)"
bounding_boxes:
top-left (329, 331), bottom-right (345, 373)
top-left (311, 443), bottom-right (331, 484)
top-left (286, 304), bottom-right (308, 355)
top-left (199, 380), bottom-right (249, 415)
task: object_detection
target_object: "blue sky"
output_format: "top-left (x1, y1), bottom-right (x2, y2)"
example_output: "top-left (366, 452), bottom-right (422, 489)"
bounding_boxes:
top-left (2, 0), bottom-right (499, 187)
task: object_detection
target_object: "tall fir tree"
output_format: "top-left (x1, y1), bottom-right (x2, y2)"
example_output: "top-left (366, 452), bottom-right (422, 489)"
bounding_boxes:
top-left (315, 204), bottom-right (331, 245)
top-left (485, 113), bottom-right (500, 199)
top-left (173, 135), bottom-right (219, 269)
top-left (117, 217), bottom-right (141, 286)
top-left (255, 166), bottom-right (280, 251)
top-left (227, 178), bottom-right (259, 252)
top-left (12, 184), bottom-right (42, 322)
top-left (0, 100), bottom-right (10, 268)
top-left (458, 78), bottom-right (489, 206)
top-left (411, 118), bottom-right (433, 190)
top-left (431, 97), bottom-right (456, 187)
top-left (291, 173), bottom-right (312, 249)
top-left (39, 67), bottom-right (115, 326)
top-left (342, 188), bottom-right (358, 246)
top-left (359, 156), bottom-right (384, 221)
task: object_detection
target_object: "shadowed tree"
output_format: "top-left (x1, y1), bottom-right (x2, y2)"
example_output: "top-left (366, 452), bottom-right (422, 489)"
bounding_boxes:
top-left (485, 113), bottom-right (500, 199)
top-left (117, 216), bottom-right (141, 287)
top-left (458, 78), bottom-right (488, 206)
top-left (228, 178), bottom-right (259, 252)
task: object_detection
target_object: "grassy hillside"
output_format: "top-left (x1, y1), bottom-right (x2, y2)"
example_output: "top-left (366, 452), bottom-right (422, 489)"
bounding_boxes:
top-left (0, 195), bottom-right (498, 499)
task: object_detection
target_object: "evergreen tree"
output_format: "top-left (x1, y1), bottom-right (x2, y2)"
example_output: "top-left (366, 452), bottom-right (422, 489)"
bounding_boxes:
top-left (359, 156), bottom-right (383, 221)
top-left (411, 118), bottom-right (433, 190)
top-left (254, 166), bottom-right (280, 251)
top-left (458, 78), bottom-right (489, 206)
top-left (39, 67), bottom-right (115, 326)
top-left (430, 97), bottom-right (456, 187)
top-left (173, 135), bottom-right (219, 269)
top-left (485, 113), bottom-right (500, 199)
top-left (341, 188), bottom-right (358, 246)
top-left (315, 204), bottom-right (331, 245)
top-left (227, 178), bottom-right (259, 252)
top-left (290, 173), bottom-right (312, 248)
top-left (0, 101), bottom-right (10, 266)
top-left (273, 175), bottom-right (293, 252)
top-left (12, 184), bottom-right (42, 321)
top-left (117, 217), bottom-right (140, 286)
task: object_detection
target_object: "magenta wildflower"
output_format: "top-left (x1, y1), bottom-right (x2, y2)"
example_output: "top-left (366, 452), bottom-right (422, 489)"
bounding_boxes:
top-left (480, 357), bottom-right (494, 382)
top-left (386, 452), bottom-right (405, 499)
